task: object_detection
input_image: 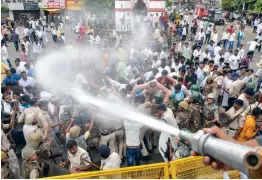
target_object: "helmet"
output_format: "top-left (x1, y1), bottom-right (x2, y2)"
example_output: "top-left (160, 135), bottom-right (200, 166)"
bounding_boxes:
top-left (69, 126), bottom-right (81, 137)
top-left (22, 148), bottom-right (36, 160)
top-left (190, 84), bottom-right (200, 92)
top-left (178, 101), bottom-right (189, 110)
top-left (1, 151), bottom-right (7, 160)
top-left (28, 132), bottom-right (42, 142)
top-left (246, 82), bottom-right (255, 90)
top-left (25, 113), bottom-right (36, 125)
top-left (60, 106), bottom-right (71, 121)
top-left (217, 68), bottom-right (223, 74)
top-left (189, 91), bottom-right (201, 102)
top-left (26, 141), bottom-right (40, 150)
top-left (207, 93), bottom-right (215, 100)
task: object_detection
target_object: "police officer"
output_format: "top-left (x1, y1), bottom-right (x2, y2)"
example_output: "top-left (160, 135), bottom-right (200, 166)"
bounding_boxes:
top-left (202, 93), bottom-right (220, 128)
top-left (203, 76), bottom-right (214, 96)
top-left (1, 129), bottom-right (20, 178)
top-left (188, 91), bottom-right (203, 132)
top-left (66, 116), bottom-right (94, 151)
top-left (1, 151), bottom-right (14, 179)
top-left (99, 145), bottom-right (121, 170)
top-left (176, 101), bottom-right (191, 130)
top-left (21, 148), bottom-right (43, 179)
top-left (222, 99), bottom-right (245, 138)
top-left (60, 140), bottom-right (92, 174)
top-left (59, 105), bottom-right (72, 138)
top-left (25, 132), bottom-right (50, 177)
top-left (213, 68), bottom-right (224, 103)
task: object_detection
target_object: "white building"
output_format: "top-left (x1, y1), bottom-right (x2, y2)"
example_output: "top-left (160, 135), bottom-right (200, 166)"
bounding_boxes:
top-left (115, 0), bottom-right (165, 31)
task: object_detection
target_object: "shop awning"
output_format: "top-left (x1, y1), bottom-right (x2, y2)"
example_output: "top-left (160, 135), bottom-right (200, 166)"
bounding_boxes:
top-left (41, 8), bottom-right (62, 12)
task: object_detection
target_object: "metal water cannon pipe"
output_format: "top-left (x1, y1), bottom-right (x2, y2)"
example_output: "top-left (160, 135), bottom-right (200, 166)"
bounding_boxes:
top-left (179, 130), bottom-right (262, 178)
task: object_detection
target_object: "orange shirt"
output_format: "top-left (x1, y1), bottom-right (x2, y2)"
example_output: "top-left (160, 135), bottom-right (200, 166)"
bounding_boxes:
top-left (237, 115), bottom-right (256, 142)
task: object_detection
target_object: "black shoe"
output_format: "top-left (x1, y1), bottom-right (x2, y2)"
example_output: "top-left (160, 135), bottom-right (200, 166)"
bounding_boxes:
top-left (121, 159), bottom-right (125, 164)
top-left (140, 155), bottom-right (150, 161)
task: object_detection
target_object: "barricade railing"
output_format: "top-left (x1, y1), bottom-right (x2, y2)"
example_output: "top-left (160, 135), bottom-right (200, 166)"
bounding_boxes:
top-left (44, 156), bottom-right (240, 179)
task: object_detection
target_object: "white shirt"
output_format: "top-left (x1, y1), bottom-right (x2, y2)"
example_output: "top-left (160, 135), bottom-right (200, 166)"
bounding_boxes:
top-left (214, 46), bottom-right (222, 57)
top-left (222, 32), bottom-right (229, 40)
top-left (211, 33), bottom-right (218, 44)
top-left (161, 108), bottom-right (179, 129)
top-left (101, 152), bottom-right (121, 170)
top-left (1, 45), bottom-right (8, 62)
top-left (193, 49), bottom-right (201, 57)
top-left (38, 31), bottom-right (43, 38)
top-left (124, 120), bottom-right (143, 146)
top-left (171, 63), bottom-right (182, 72)
top-left (229, 33), bottom-right (236, 41)
top-left (229, 54), bottom-right (239, 70)
top-left (68, 147), bottom-right (91, 170)
top-left (224, 52), bottom-right (231, 62)
top-left (214, 54), bottom-right (222, 65)
top-left (247, 41), bottom-right (260, 51)
top-left (19, 77), bottom-right (36, 88)
top-left (33, 43), bottom-right (42, 54)
top-left (196, 32), bottom-right (205, 41)
top-left (238, 48), bottom-right (245, 60)
top-left (3, 101), bottom-right (11, 114)
top-left (182, 27), bottom-right (187, 35)
top-left (16, 63), bottom-right (27, 75)
top-left (200, 52), bottom-right (211, 62)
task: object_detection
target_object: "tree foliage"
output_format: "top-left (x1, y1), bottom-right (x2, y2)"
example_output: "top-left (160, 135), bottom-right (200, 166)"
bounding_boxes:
top-left (254, 0), bottom-right (262, 12)
top-left (85, 0), bottom-right (113, 15)
top-left (221, 0), bottom-right (237, 11)
top-left (1, 5), bottom-right (9, 12)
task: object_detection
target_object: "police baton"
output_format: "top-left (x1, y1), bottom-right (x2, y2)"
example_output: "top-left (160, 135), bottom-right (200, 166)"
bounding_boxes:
top-left (80, 157), bottom-right (100, 169)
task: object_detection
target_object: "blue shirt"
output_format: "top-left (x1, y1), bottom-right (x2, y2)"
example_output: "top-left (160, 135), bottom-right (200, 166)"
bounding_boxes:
top-left (27, 68), bottom-right (35, 78)
top-left (177, 28), bottom-right (183, 36)
top-left (12, 73), bottom-right (21, 81)
top-left (2, 76), bottom-right (17, 85)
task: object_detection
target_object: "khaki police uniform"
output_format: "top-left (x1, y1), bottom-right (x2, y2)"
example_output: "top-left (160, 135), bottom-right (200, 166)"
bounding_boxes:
top-left (68, 147), bottom-right (91, 174)
top-left (1, 130), bottom-right (20, 178)
top-left (21, 148), bottom-right (43, 179)
top-left (223, 106), bottom-right (245, 137)
top-left (1, 151), bottom-right (14, 179)
top-left (114, 121), bottom-right (124, 159)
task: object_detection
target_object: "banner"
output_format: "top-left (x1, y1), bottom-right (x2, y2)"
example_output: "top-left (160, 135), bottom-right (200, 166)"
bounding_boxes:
top-left (66, 0), bottom-right (85, 10)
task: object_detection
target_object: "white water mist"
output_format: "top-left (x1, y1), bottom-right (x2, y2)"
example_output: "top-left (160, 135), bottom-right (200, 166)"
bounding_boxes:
top-left (35, 47), bottom-right (180, 137)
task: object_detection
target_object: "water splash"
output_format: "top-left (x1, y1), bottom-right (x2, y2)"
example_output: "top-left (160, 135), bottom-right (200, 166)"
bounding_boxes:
top-left (35, 47), bottom-right (180, 137)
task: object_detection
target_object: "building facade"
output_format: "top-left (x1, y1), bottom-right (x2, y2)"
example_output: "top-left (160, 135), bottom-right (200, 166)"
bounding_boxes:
top-left (115, 0), bottom-right (165, 31)
top-left (2, 0), bottom-right (65, 21)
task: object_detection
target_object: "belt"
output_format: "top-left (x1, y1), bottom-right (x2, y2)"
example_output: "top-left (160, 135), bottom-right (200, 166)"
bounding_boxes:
top-left (101, 131), bottom-right (114, 136)
top-left (229, 127), bottom-right (238, 131)
top-left (127, 146), bottom-right (140, 148)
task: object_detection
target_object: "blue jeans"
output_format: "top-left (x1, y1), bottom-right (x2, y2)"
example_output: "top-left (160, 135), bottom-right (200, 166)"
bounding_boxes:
top-left (126, 147), bottom-right (141, 166)
top-left (237, 38), bottom-right (242, 47)
top-left (11, 130), bottom-right (26, 146)
top-left (223, 40), bottom-right (228, 49)
top-left (257, 77), bottom-right (262, 91)
top-left (229, 41), bottom-right (234, 50)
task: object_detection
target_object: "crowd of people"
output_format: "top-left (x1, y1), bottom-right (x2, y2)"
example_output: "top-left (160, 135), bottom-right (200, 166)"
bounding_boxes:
top-left (1, 9), bottom-right (262, 179)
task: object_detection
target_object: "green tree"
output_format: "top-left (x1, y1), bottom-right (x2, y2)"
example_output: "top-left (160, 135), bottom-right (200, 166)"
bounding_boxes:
top-left (254, 0), bottom-right (262, 12)
top-left (85, 0), bottom-right (113, 15)
top-left (221, 0), bottom-right (237, 11)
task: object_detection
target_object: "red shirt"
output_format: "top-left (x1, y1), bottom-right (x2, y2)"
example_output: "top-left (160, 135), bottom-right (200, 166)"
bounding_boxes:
top-left (157, 76), bottom-right (174, 88)
top-left (163, 15), bottom-right (168, 23)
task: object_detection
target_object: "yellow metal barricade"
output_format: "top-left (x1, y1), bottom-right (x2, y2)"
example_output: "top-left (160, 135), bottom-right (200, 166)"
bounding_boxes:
top-left (44, 162), bottom-right (169, 179)
top-left (169, 156), bottom-right (240, 179)
top-left (44, 157), bottom-right (241, 179)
